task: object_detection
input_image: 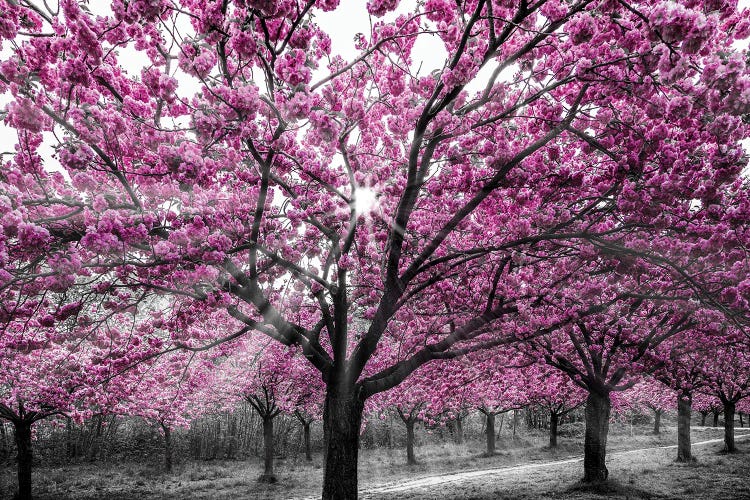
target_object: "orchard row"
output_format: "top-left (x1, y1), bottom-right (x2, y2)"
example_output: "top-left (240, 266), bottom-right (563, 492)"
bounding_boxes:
top-left (2, 0), bottom-right (750, 499)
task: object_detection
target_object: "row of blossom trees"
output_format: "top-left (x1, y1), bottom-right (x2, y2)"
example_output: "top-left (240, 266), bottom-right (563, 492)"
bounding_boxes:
top-left (2, 0), bottom-right (750, 498)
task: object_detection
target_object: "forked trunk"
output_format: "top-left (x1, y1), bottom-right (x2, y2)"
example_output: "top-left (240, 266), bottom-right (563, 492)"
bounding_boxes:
top-left (485, 412), bottom-right (496, 455)
top-left (653, 410), bottom-right (662, 435)
top-left (14, 420), bottom-right (33, 500)
top-left (723, 400), bottom-right (736, 453)
top-left (676, 394), bottom-right (692, 462)
top-left (583, 390), bottom-right (610, 482)
top-left (405, 419), bottom-right (416, 465)
top-left (321, 389), bottom-right (364, 500)
top-left (259, 415), bottom-right (276, 482)
top-left (303, 421), bottom-right (312, 461)
top-left (549, 411), bottom-right (559, 448)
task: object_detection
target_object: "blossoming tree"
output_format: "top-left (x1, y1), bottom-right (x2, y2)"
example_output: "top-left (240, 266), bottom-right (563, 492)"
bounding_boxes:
top-left (2, 0), bottom-right (749, 497)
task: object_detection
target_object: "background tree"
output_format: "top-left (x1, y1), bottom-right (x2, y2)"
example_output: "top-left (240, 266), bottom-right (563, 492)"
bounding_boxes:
top-left (525, 366), bottom-right (586, 448)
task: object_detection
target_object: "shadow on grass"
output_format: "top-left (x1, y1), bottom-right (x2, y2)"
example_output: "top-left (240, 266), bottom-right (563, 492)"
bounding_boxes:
top-left (566, 479), bottom-right (666, 498)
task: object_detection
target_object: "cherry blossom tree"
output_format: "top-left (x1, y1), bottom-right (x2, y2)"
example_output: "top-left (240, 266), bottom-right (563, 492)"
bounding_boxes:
top-left (225, 340), bottom-right (324, 482)
top-left (371, 361), bottom-right (457, 465)
top-left (109, 349), bottom-right (236, 472)
top-left (525, 366), bottom-right (586, 448)
top-left (2, 1), bottom-right (750, 497)
top-left (649, 317), bottom-right (722, 462)
top-left (698, 340), bottom-right (750, 452)
top-left (0, 303), bottom-right (157, 499)
top-left (615, 379), bottom-right (675, 435)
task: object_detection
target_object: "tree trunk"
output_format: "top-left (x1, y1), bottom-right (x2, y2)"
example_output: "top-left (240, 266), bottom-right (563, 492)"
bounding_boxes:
top-left (549, 411), bottom-right (559, 448)
top-left (0, 422), bottom-right (8, 461)
top-left (88, 415), bottom-right (102, 462)
top-left (14, 420), bottom-right (33, 500)
top-left (65, 418), bottom-right (75, 459)
top-left (405, 419), bottom-right (417, 465)
top-left (740, 413), bottom-right (744, 428)
top-left (163, 425), bottom-right (173, 473)
top-left (653, 410), bottom-right (662, 435)
top-left (700, 411), bottom-right (707, 427)
top-left (455, 416), bottom-right (463, 444)
top-left (583, 391), bottom-right (610, 483)
top-left (485, 412), bottom-right (496, 455)
top-left (723, 400), bottom-right (736, 453)
top-left (259, 415), bottom-right (276, 482)
top-left (676, 394), bottom-right (692, 462)
top-left (303, 421), bottom-right (312, 461)
top-left (713, 411), bottom-right (719, 427)
top-left (321, 389), bottom-right (364, 500)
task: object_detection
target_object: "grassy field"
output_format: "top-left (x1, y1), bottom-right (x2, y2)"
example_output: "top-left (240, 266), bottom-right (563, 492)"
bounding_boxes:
top-left (0, 424), bottom-right (744, 499)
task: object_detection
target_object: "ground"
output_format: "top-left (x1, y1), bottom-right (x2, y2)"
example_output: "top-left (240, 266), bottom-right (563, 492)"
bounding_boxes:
top-left (0, 425), bottom-right (747, 499)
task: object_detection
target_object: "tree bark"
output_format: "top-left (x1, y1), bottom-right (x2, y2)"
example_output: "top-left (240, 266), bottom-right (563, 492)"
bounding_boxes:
top-left (723, 400), bottom-right (736, 453)
top-left (303, 421), bottom-right (312, 461)
top-left (583, 391), bottom-right (610, 482)
top-left (405, 419), bottom-right (417, 465)
top-left (740, 413), bottom-right (744, 428)
top-left (700, 411), bottom-right (707, 427)
top-left (676, 394), bottom-right (692, 462)
top-left (485, 412), bottom-right (496, 455)
top-left (14, 420), bottom-right (33, 500)
top-left (653, 410), bottom-right (662, 435)
top-left (321, 388), bottom-right (364, 500)
top-left (549, 411), bottom-right (559, 448)
top-left (259, 415), bottom-right (276, 482)
top-left (163, 425), bottom-right (173, 473)
top-left (713, 411), bottom-right (719, 427)
top-left (455, 416), bottom-right (464, 444)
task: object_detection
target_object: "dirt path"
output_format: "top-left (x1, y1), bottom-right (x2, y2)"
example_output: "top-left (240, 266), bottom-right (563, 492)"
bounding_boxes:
top-left (355, 429), bottom-right (750, 498)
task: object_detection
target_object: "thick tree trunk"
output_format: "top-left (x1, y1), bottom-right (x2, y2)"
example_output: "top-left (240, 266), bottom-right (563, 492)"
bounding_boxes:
top-left (549, 411), bottom-right (559, 448)
top-left (14, 420), bottom-right (33, 500)
top-left (723, 401), bottom-right (736, 453)
top-left (259, 415), bottom-right (276, 482)
top-left (700, 411), bottom-right (707, 427)
top-left (163, 425), bottom-right (173, 473)
top-left (713, 411), bottom-right (719, 427)
top-left (321, 389), bottom-right (364, 500)
top-left (485, 412), bottom-right (496, 455)
top-left (653, 410), bottom-right (662, 435)
top-left (676, 394), bottom-right (692, 462)
top-left (583, 391), bottom-right (610, 483)
top-left (405, 419), bottom-right (417, 465)
top-left (303, 421), bottom-right (312, 461)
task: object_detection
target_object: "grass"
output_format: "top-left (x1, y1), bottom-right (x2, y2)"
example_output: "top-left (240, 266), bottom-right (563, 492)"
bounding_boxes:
top-left (0, 424), bottom-right (744, 499)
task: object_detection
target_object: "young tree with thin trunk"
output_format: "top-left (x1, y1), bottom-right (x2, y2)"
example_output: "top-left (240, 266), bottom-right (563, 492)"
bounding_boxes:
top-left (699, 343), bottom-right (750, 453)
top-left (525, 367), bottom-right (586, 448)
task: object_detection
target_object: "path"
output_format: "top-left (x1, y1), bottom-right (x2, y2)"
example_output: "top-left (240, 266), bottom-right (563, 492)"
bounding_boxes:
top-left (359, 429), bottom-right (750, 498)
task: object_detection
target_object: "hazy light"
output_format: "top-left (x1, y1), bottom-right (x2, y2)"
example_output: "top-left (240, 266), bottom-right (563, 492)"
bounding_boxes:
top-left (354, 187), bottom-right (379, 214)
